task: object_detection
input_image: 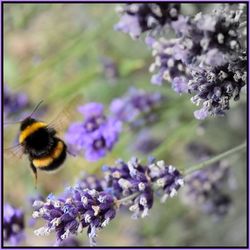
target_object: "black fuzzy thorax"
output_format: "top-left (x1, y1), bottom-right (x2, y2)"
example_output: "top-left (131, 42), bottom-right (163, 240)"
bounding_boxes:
top-left (24, 127), bottom-right (56, 158)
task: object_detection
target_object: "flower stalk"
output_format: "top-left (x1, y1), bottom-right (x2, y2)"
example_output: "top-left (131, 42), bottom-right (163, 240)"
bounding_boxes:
top-left (184, 142), bottom-right (246, 175)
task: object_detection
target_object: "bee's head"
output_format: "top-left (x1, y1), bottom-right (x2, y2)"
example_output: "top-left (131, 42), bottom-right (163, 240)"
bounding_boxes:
top-left (20, 117), bottom-right (37, 131)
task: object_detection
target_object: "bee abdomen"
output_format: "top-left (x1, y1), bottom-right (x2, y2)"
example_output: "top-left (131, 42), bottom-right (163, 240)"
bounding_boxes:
top-left (31, 139), bottom-right (67, 171)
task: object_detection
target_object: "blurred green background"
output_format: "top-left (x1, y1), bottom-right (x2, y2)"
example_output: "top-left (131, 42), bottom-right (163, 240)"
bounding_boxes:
top-left (3, 3), bottom-right (247, 247)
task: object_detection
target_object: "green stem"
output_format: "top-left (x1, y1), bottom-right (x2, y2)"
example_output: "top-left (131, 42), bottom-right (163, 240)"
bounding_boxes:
top-left (116, 142), bottom-right (246, 205)
top-left (184, 142), bottom-right (246, 175)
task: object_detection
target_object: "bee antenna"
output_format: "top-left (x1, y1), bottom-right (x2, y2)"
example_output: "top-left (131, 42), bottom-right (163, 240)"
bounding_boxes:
top-left (29, 100), bottom-right (44, 118)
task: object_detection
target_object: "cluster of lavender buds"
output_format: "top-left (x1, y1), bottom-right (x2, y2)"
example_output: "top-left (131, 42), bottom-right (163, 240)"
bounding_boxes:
top-left (115, 3), bottom-right (181, 39)
top-left (174, 6), bottom-right (247, 119)
top-left (33, 188), bottom-right (117, 246)
top-left (103, 157), bottom-right (184, 218)
top-left (4, 85), bottom-right (30, 118)
top-left (65, 103), bottom-right (122, 161)
top-left (3, 204), bottom-right (25, 246)
top-left (189, 55), bottom-right (246, 119)
top-left (115, 4), bottom-right (246, 119)
top-left (110, 87), bottom-right (165, 128)
top-left (181, 143), bottom-right (233, 219)
top-left (32, 157), bottom-right (183, 245)
top-left (146, 36), bottom-right (190, 93)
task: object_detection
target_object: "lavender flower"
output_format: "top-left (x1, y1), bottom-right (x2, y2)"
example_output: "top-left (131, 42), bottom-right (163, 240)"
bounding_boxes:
top-left (110, 88), bottom-right (165, 128)
top-left (146, 4), bottom-right (246, 119)
top-left (172, 6), bottom-right (246, 66)
top-left (103, 157), bottom-right (154, 218)
top-left (103, 157), bottom-right (184, 217)
top-left (33, 157), bottom-right (183, 245)
top-left (33, 188), bottom-right (117, 246)
top-left (115, 3), bottom-right (181, 39)
top-left (182, 143), bottom-right (234, 219)
top-left (65, 103), bottom-right (122, 161)
top-left (189, 54), bottom-right (246, 119)
top-left (4, 85), bottom-right (30, 118)
top-left (3, 204), bottom-right (25, 246)
top-left (147, 158), bottom-right (184, 203)
top-left (147, 36), bottom-right (190, 92)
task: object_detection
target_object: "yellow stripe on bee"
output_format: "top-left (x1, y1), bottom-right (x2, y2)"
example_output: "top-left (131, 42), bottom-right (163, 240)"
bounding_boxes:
top-left (19, 122), bottom-right (47, 144)
top-left (32, 141), bottom-right (64, 168)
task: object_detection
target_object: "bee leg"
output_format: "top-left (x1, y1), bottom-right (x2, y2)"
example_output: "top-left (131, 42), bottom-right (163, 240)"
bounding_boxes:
top-left (30, 163), bottom-right (38, 188)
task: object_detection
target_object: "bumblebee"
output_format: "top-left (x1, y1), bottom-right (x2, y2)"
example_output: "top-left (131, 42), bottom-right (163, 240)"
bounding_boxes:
top-left (5, 100), bottom-right (72, 186)
top-left (19, 116), bottom-right (67, 183)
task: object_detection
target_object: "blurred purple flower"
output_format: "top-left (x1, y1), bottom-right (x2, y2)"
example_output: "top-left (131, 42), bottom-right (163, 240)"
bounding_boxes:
top-left (4, 85), bottom-right (30, 118)
top-left (110, 88), bottom-right (165, 128)
top-left (3, 204), bottom-right (25, 246)
top-left (65, 103), bottom-right (122, 161)
top-left (182, 143), bottom-right (234, 219)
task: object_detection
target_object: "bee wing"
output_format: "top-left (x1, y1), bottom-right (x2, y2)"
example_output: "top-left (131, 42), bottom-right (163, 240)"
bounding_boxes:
top-left (4, 144), bottom-right (24, 159)
top-left (47, 94), bottom-right (84, 136)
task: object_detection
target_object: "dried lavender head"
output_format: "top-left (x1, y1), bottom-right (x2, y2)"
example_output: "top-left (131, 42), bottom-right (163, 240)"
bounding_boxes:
top-left (33, 188), bottom-right (117, 246)
top-left (115, 3), bottom-right (181, 39)
top-left (65, 103), bottom-right (122, 161)
top-left (3, 204), bottom-right (25, 246)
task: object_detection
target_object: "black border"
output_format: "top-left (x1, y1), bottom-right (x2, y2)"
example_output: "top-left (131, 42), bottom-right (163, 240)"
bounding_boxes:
top-left (1, 1), bottom-right (249, 249)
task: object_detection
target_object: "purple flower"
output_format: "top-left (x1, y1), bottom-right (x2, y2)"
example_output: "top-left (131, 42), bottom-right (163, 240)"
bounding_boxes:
top-left (3, 204), bottom-right (25, 246)
top-left (33, 188), bottom-right (117, 246)
top-left (147, 37), bottom-right (190, 91)
top-left (33, 157), bottom-right (184, 245)
top-left (103, 157), bottom-right (184, 217)
top-left (110, 88), bottom-right (165, 128)
top-left (4, 85), bottom-right (30, 118)
top-left (103, 157), bottom-right (154, 218)
top-left (189, 54), bottom-right (246, 118)
top-left (134, 130), bottom-right (162, 154)
top-left (115, 3), bottom-right (181, 39)
top-left (65, 103), bottom-right (122, 161)
top-left (147, 159), bottom-right (184, 202)
top-left (182, 143), bottom-right (234, 219)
